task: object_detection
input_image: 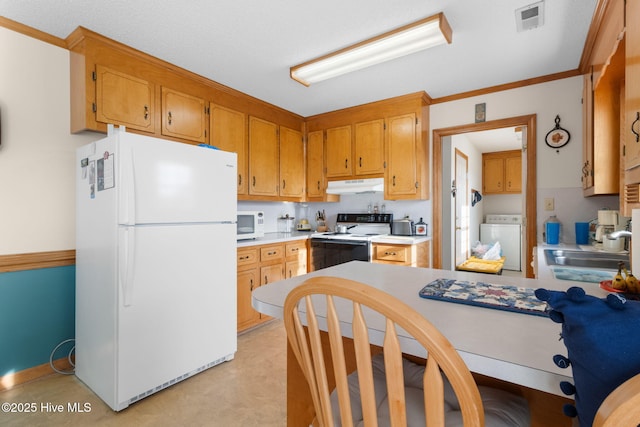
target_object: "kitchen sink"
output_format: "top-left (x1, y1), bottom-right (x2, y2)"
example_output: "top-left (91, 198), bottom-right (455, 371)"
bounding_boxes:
top-left (544, 249), bottom-right (629, 270)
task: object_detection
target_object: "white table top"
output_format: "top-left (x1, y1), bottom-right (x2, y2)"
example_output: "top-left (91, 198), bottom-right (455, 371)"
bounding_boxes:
top-left (252, 261), bottom-right (610, 397)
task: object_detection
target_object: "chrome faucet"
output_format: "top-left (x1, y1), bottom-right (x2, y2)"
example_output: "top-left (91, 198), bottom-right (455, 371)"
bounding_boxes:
top-left (607, 230), bottom-right (633, 240)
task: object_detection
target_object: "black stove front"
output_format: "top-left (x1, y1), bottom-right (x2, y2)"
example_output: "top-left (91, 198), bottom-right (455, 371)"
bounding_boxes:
top-left (309, 238), bottom-right (370, 271)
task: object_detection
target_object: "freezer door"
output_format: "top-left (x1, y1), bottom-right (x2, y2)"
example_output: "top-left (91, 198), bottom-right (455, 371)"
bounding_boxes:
top-left (117, 131), bottom-right (237, 225)
top-left (117, 223), bottom-right (237, 404)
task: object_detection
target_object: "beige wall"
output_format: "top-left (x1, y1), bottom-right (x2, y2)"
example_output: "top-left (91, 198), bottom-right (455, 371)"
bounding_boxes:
top-left (430, 76), bottom-right (584, 190)
top-left (0, 26), bottom-right (96, 255)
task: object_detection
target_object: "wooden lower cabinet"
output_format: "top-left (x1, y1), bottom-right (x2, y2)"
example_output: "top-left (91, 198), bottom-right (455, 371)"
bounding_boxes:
top-left (237, 247), bottom-right (260, 331)
top-left (237, 240), bottom-right (309, 332)
top-left (372, 241), bottom-right (430, 268)
top-left (285, 240), bottom-right (308, 278)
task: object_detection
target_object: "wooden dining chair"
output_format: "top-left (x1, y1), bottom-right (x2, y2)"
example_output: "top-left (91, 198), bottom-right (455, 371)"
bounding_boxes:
top-left (593, 373), bottom-right (640, 427)
top-left (283, 276), bottom-right (530, 427)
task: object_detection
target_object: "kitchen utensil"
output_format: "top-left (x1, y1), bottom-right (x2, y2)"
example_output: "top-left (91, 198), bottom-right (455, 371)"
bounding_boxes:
top-left (335, 224), bottom-right (356, 234)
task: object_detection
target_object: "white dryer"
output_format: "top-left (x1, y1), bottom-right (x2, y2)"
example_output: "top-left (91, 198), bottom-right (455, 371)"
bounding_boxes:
top-left (480, 214), bottom-right (522, 271)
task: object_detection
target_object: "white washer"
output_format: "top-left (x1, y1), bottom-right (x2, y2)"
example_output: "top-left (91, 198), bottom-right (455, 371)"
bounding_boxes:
top-left (480, 214), bottom-right (522, 271)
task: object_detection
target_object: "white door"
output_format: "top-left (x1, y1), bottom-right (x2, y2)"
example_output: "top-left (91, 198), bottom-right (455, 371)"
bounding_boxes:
top-left (117, 222), bottom-right (237, 405)
top-left (117, 130), bottom-right (237, 225)
top-left (454, 149), bottom-right (470, 267)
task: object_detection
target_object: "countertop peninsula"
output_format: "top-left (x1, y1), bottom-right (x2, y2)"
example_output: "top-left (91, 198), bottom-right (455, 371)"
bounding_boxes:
top-left (252, 261), bottom-right (610, 397)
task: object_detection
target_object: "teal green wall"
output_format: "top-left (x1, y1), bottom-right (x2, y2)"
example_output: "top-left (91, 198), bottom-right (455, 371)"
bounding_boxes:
top-left (0, 266), bottom-right (75, 375)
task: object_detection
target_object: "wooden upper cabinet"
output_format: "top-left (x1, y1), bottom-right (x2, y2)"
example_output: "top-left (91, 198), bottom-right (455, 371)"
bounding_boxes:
top-left (248, 116), bottom-right (279, 197)
top-left (210, 104), bottom-right (248, 195)
top-left (306, 130), bottom-right (325, 200)
top-left (483, 156), bottom-right (505, 193)
top-left (354, 119), bottom-right (385, 176)
top-left (161, 87), bottom-right (206, 143)
top-left (325, 125), bottom-right (353, 178)
top-left (385, 113), bottom-right (419, 199)
top-left (504, 155), bottom-right (522, 192)
top-left (625, 0), bottom-right (640, 171)
top-left (622, 0), bottom-right (640, 214)
top-left (482, 150), bottom-right (522, 194)
top-left (94, 65), bottom-right (154, 133)
top-left (279, 126), bottom-right (305, 199)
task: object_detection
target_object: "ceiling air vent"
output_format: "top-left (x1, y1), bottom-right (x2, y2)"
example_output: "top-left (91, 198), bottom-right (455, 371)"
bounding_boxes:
top-left (515, 1), bottom-right (544, 32)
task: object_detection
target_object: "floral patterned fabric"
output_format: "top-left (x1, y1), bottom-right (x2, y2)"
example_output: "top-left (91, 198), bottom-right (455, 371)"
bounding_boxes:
top-left (419, 278), bottom-right (549, 317)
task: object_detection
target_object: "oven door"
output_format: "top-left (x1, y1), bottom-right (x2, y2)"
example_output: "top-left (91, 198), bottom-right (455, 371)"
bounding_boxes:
top-left (310, 238), bottom-right (370, 272)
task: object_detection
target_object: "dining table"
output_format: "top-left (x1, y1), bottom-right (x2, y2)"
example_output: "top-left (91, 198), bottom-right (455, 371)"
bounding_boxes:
top-left (252, 261), bottom-right (600, 426)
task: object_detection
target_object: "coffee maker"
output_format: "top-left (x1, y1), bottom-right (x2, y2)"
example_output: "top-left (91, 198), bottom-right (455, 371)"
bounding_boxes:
top-left (595, 210), bottom-right (619, 243)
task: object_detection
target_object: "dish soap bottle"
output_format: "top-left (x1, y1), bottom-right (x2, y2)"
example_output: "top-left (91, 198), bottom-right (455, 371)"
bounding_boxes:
top-left (415, 218), bottom-right (427, 236)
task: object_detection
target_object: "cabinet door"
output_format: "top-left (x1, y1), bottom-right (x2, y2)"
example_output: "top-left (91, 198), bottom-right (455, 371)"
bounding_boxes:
top-left (385, 114), bottom-right (418, 198)
top-left (279, 127), bottom-right (305, 198)
top-left (285, 259), bottom-right (307, 278)
top-left (504, 155), bottom-right (522, 192)
top-left (306, 130), bottom-right (325, 199)
top-left (325, 125), bottom-right (353, 178)
top-left (583, 73), bottom-right (594, 189)
top-left (95, 65), bottom-right (154, 133)
top-left (248, 117), bottom-right (279, 197)
top-left (261, 263), bottom-right (283, 286)
top-left (354, 119), bottom-right (385, 176)
top-left (211, 104), bottom-right (248, 194)
top-left (237, 268), bottom-right (260, 331)
top-left (626, 0), bottom-right (640, 170)
top-left (482, 157), bottom-right (504, 194)
top-left (161, 87), bottom-right (206, 143)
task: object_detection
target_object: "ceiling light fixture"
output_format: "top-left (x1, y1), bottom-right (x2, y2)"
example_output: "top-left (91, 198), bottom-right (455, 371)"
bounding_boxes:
top-left (290, 12), bottom-right (452, 86)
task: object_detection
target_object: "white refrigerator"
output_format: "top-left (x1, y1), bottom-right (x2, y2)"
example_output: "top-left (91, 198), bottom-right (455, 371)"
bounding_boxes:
top-left (75, 126), bottom-right (237, 411)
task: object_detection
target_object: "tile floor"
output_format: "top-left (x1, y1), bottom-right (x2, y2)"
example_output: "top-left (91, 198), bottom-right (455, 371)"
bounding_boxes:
top-left (1, 320), bottom-right (287, 427)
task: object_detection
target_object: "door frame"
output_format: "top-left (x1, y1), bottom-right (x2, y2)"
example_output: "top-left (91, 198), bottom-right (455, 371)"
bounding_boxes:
top-left (454, 148), bottom-right (470, 267)
top-left (432, 114), bottom-right (537, 278)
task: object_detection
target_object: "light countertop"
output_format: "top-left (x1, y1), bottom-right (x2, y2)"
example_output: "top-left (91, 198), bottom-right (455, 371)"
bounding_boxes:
top-left (252, 261), bottom-right (611, 397)
top-left (237, 231), bottom-right (311, 247)
top-left (237, 232), bottom-right (430, 247)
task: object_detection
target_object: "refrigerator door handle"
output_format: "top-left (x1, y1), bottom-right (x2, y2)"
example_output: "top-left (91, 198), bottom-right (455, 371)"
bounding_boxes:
top-left (119, 226), bottom-right (136, 307)
top-left (119, 146), bottom-right (136, 226)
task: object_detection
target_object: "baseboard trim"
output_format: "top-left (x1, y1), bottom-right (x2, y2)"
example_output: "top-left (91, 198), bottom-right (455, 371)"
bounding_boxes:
top-left (0, 357), bottom-right (74, 392)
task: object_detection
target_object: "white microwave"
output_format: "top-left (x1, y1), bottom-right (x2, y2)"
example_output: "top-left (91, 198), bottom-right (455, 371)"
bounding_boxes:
top-left (237, 211), bottom-right (265, 240)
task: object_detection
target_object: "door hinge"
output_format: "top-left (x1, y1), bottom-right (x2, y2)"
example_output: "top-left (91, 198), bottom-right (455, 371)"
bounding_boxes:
top-left (92, 102), bottom-right (97, 112)
top-left (415, 118), bottom-right (418, 125)
top-left (415, 182), bottom-right (419, 188)
top-left (204, 106), bottom-right (210, 115)
top-left (92, 71), bottom-right (97, 81)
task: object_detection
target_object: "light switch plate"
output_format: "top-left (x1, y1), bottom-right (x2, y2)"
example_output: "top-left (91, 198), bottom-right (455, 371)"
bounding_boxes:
top-left (544, 197), bottom-right (554, 211)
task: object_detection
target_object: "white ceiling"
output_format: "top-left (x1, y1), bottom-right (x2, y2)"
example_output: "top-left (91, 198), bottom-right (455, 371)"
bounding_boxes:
top-left (1, 0), bottom-right (597, 117)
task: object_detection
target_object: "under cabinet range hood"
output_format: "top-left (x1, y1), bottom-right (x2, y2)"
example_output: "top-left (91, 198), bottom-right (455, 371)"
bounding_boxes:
top-left (326, 178), bottom-right (384, 194)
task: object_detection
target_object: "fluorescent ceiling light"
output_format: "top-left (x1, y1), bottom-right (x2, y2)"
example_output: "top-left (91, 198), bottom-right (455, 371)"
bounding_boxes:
top-left (290, 13), bottom-right (452, 86)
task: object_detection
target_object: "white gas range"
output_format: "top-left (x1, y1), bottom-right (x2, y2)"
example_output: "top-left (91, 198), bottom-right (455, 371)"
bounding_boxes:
top-left (309, 213), bottom-right (393, 270)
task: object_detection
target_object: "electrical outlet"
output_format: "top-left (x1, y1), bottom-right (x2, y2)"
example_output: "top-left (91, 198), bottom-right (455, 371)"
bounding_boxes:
top-left (544, 198), bottom-right (554, 211)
